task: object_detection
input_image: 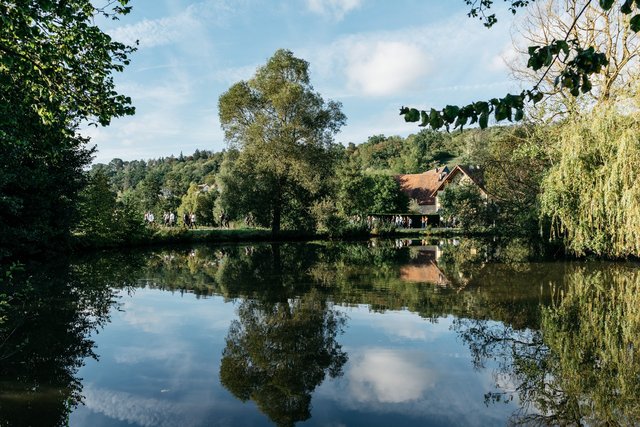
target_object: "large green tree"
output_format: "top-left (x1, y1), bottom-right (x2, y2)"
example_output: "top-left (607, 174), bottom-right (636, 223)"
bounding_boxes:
top-left (0, 0), bottom-right (135, 258)
top-left (218, 49), bottom-right (346, 234)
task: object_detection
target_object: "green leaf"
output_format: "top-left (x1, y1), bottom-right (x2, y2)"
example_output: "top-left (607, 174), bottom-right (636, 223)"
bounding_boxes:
top-left (419, 110), bottom-right (429, 127)
top-left (478, 112), bottom-right (489, 129)
top-left (514, 108), bottom-right (524, 121)
top-left (621, 0), bottom-right (634, 14)
top-left (598, 0), bottom-right (614, 10)
top-left (630, 14), bottom-right (640, 32)
top-left (443, 105), bottom-right (460, 121)
top-left (402, 107), bottom-right (420, 122)
top-left (581, 75), bottom-right (592, 93)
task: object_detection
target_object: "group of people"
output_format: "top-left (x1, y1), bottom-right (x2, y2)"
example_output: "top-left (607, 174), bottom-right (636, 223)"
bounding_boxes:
top-left (392, 215), bottom-right (413, 228)
top-left (143, 211), bottom-right (197, 228)
top-left (351, 214), bottom-right (433, 229)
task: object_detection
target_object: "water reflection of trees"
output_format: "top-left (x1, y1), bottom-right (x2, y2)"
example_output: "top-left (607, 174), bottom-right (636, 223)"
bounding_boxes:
top-left (9, 239), bottom-right (633, 426)
top-left (454, 263), bottom-right (640, 425)
top-left (220, 290), bottom-right (347, 427)
top-left (0, 254), bottom-right (142, 427)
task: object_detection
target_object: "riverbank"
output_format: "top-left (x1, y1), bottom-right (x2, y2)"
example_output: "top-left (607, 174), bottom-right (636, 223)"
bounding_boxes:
top-left (71, 225), bottom-right (471, 252)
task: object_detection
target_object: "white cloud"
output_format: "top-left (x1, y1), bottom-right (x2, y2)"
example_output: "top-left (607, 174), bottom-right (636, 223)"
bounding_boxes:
top-left (344, 41), bottom-right (430, 97)
top-left (306, 14), bottom-right (516, 101)
top-left (306, 0), bottom-right (363, 21)
top-left (109, 15), bottom-right (195, 49)
top-left (108, 0), bottom-right (236, 48)
top-left (348, 349), bottom-right (436, 403)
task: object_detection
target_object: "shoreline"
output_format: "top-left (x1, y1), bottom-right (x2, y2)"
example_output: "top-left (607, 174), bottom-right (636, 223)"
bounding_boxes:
top-left (70, 226), bottom-right (472, 253)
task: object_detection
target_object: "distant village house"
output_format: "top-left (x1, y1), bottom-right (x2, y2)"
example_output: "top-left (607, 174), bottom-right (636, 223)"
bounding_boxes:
top-left (395, 164), bottom-right (488, 216)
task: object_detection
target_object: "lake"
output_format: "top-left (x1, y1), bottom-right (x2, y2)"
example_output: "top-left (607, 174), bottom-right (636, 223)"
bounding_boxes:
top-left (1, 238), bottom-right (639, 426)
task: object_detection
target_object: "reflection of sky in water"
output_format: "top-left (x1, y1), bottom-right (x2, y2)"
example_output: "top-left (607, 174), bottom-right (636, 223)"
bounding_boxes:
top-left (70, 288), bottom-right (518, 426)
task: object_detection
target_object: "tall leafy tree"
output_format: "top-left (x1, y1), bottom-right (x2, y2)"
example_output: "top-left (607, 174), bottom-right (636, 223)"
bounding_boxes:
top-left (0, 1), bottom-right (135, 257)
top-left (218, 49), bottom-right (346, 234)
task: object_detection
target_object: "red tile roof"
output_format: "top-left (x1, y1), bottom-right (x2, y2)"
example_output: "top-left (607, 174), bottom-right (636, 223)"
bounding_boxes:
top-left (395, 167), bottom-right (449, 205)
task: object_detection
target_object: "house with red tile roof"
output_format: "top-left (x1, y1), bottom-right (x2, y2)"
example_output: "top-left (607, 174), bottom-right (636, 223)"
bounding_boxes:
top-left (394, 166), bottom-right (449, 214)
top-left (432, 165), bottom-right (489, 212)
top-left (395, 165), bottom-right (489, 215)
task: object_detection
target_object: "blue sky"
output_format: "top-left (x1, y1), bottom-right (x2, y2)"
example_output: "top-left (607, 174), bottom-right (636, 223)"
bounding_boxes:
top-left (87, 0), bottom-right (522, 164)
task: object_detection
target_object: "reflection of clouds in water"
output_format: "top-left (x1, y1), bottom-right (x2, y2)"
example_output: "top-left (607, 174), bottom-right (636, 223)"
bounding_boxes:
top-left (114, 345), bottom-right (188, 364)
top-left (338, 307), bottom-right (452, 342)
top-left (317, 345), bottom-right (510, 426)
top-left (118, 289), bottom-right (235, 335)
top-left (378, 313), bottom-right (452, 342)
top-left (120, 303), bottom-right (168, 334)
top-left (83, 385), bottom-right (197, 427)
top-left (348, 349), bottom-right (436, 403)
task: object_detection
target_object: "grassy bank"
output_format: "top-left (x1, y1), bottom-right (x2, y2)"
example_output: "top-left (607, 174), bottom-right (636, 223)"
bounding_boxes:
top-left (72, 225), bottom-right (473, 252)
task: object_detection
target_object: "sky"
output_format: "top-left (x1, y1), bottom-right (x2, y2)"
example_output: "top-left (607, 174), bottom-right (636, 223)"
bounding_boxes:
top-left (86, 0), bottom-right (522, 164)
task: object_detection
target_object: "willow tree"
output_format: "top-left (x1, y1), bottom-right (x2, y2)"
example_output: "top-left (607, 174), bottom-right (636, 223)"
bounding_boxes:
top-left (218, 49), bottom-right (346, 234)
top-left (541, 107), bottom-right (640, 257)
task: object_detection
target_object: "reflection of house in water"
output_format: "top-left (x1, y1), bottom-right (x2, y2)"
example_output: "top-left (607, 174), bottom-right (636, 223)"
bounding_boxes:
top-left (400, 245), bottom-right (450, 286)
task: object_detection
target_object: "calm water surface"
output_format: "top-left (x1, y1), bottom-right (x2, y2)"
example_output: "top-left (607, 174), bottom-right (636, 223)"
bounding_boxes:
top-left (1, 239), bottom-right (639, 426)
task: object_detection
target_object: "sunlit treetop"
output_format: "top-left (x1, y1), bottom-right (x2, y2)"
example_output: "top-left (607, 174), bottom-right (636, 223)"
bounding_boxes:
top-left (0, 0), bottom-right (136, 127)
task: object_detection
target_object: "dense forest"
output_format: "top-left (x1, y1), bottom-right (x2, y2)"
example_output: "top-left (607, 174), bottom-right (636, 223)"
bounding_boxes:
top-left (83, 125), bottom-right (522, 235)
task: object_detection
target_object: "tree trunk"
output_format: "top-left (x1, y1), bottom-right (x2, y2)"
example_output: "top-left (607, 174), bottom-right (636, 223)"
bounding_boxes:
top-left (272, 203), bottom-right (281, 235)
top-left (271, 176), bottom-right (285, 235)
top-left (272, 180), bottom-right (282, 235)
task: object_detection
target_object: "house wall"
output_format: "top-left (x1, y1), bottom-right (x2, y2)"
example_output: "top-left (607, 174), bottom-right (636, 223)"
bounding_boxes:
top-left (417, 203), bottom-right (438, 214)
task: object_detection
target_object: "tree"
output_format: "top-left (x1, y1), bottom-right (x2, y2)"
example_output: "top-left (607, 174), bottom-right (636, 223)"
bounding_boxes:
top-left (335, 168), bottom-right (408, 215)
top-left (540, 107), bottom-right (640, 257)
top-left (76, 170), bottom-right (118, 240)
top-left (401, 0), bottom-right (640, 131)
top-left (0, 1), bottom-right (135, 257)
top-left (509, 0), bottom-right (640, 117)
top-left (218, 49), bottom-right (346, 234)
top-left (178, 183), bottom-right (217, 226)
top-left (368, 174), bottom-right (409, 214)
top-left (0, 1), bottom-right (135, 125)
top-left (438, 183), bottom-right (496, 231)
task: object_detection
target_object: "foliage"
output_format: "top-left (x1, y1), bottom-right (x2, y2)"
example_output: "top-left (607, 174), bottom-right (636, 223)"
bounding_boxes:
top-left (541, 107), bottom-right (640, 257)
top-left (347, 130), bottom-right (458, 173)
top-left (218, 49), bottom-right (346, 233)
top-left (335, 163), bottom-right (408, 215)
top-left (76, 170), bottom-right (118, 239)
top-left (75, 170), bottom-right (147, 246)
top-left (0, 0), bottom-right (135, 125)
top-left (310, 198), bottom-right (348, 235)
top-left (509, 0), bottom-right (640, 118)
top-left (178, 183), bottom-right (217, 226)
top-left (402, 0), bottom-right (640, 130)
top-left (470, 126), bottom-right (550, 235)
top-left (0, 0), bottom-right (135, 258)
top-left (0, 105), bottom-right (91, 258)
top-left (438, 183), bottom-right (496, 231)
top-left (368, 174), bottom-right (409, 214)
